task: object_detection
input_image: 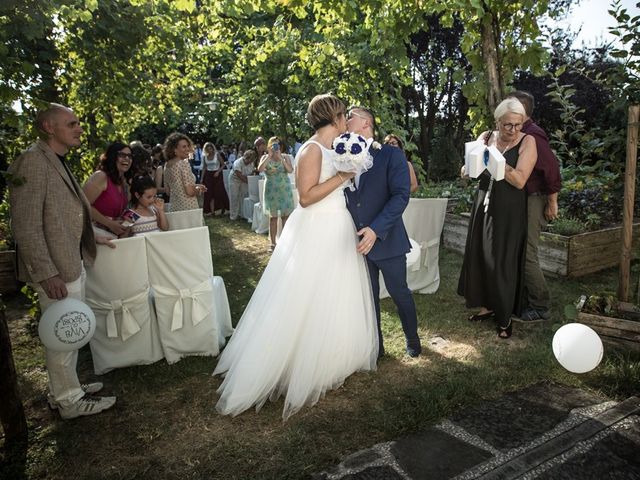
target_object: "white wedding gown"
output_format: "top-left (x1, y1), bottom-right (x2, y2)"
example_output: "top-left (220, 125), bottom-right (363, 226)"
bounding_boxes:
top-left (213, 140), bottom-right (378, 420)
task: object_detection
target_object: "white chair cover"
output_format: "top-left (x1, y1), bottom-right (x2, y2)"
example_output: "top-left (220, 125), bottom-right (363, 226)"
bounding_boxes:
top-left (85, 236), bottom-right (163, 375)
top-left (145, 227), bottom-right (220, 363)
top-left (248, 175), bottom-right (260, 201)
top-left (165, 208), bottom-right (204, 230)
top-left (258, 177), bottom-right (266, 206)
top-left (242, 197), bottom-right (258, 221)
top-left (252, 203), bottom-right (269, 234)
top-left (251, 178), bottom-right (268, 233)
top-left (379, 198), bottom-right (448, 298)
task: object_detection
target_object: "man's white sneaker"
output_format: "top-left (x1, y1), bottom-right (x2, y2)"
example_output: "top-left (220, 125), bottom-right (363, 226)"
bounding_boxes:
top-left (58, 395), bottom-right (116, 420)
top-left (47, 382), bottom-right (104, 409)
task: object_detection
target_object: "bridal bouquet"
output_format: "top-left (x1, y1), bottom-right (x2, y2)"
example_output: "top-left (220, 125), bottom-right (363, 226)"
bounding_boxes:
top-left (332, 132), bottom-right (374, 175)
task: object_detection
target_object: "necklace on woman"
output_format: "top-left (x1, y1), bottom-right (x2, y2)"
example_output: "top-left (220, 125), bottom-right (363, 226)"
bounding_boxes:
top-left (496, 134), bottom-right (515, 154)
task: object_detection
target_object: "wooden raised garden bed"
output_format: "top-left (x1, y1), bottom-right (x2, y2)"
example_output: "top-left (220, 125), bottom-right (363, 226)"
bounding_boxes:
top-left (442, 212), bottom-right (640, 278)
top-left (578, 310), bottom-right (640, 352)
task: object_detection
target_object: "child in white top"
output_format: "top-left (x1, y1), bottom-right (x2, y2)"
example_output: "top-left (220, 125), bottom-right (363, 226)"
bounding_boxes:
top-left (123, 176), bottom-right (169, 236)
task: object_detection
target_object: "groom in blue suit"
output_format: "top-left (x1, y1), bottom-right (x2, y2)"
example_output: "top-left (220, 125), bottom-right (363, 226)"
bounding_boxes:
top-left (344, 107), bottom-right (422, 358)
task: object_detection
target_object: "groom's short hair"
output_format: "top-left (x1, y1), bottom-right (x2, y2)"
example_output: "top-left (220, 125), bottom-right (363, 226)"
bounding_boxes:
top-left (349, 106), bottom-right (377, 136)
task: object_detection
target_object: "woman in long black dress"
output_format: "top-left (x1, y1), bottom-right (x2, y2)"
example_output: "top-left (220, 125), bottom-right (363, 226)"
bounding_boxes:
top-left (201, 142), bottom-right (229, 216)
top-left (458, 98), bottom-right (537, 338)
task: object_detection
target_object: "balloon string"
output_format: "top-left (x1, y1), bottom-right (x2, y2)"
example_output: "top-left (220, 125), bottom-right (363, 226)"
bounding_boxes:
top-left (483, 178), bottom-right (494, 213)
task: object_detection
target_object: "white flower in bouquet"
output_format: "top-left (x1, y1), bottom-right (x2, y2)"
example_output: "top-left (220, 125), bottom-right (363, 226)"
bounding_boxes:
top-left (332, 132), bottom-right (374, 174)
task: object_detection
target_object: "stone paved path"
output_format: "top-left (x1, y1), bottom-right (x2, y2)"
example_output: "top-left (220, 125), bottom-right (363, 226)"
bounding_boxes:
top-left (313, 383), bottom-right (640, 479)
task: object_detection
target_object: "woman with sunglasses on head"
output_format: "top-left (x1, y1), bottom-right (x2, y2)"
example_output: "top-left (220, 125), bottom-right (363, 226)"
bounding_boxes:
top-left (83, 142), bottom-right (132, 238)
top-left (384, 134), bottom-right (418, 193)
top-left (457, 98), bottom-right (537, 339)
top-left (257, 136), bottom-right (295, 252)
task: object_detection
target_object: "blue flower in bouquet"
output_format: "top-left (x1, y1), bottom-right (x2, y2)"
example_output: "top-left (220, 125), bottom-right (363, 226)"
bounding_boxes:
top-left (335, 143), bottom-right (346, 155)
top-left (350, 143), bottom-right (363, 155)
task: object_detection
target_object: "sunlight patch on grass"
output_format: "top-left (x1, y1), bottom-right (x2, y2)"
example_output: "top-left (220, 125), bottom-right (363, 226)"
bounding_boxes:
top-left (425, 335), bottom-right (482, 364)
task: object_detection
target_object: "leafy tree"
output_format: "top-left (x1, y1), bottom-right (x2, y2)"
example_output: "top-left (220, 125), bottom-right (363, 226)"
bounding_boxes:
top-left (0, 0), bottom-right (69, 185)
top-left (403, 14), bottom-right (469, 176)
top-left (0, 0), bottom-right (577, 181)
top-left (608, 0), bottom-right (640, 103)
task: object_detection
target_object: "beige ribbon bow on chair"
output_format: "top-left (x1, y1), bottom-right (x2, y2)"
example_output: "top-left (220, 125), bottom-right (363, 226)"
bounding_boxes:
top-left (152, 278), bottom-right (213, 331)
top-left (86, 289), bottom-right (150, 341)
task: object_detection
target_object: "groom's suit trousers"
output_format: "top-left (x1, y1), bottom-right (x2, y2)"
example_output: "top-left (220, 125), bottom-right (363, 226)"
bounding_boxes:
top-left (366, 255), bottom-right (419, 351)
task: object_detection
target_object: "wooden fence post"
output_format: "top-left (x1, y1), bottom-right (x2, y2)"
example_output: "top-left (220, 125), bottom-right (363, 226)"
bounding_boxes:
top-left (0, 301), bottom-right (28, 445)
top-left (619, 105), bottom-right (640, 301)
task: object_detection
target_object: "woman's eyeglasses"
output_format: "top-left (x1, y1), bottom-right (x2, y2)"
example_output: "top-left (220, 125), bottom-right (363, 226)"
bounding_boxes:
top-left (117, 152), bottom-right (133, 159)
top-left (501, 123), bottom-right (523, 131)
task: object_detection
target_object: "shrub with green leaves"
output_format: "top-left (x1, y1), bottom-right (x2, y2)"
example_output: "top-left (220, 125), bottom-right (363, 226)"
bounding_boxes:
top-left (547, 216), bottom-right (586, 236)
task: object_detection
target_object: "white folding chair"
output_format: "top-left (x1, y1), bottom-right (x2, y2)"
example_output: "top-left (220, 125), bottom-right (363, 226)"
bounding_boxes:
top-left (145, 227), bottom-right (221, 363)
top-left (85, 236), bottom-right (163, 375)
top-left (165, 208), bottom-right (204, 230)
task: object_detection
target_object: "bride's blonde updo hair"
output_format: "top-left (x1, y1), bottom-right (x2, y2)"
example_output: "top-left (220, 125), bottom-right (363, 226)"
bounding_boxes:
top-left (306, 94), bottom-right (346, 131)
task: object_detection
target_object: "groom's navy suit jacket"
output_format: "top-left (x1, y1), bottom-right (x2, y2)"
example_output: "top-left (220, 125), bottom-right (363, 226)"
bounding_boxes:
top-left (344, 144), bottom-right (411, 261)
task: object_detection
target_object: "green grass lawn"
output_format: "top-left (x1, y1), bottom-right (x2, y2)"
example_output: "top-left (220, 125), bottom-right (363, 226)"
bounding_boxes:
top-left (2, 215), bottom-right (640, 479)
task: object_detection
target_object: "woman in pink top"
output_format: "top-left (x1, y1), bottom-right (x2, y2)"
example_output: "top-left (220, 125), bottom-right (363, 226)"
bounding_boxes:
top-left (83, 142), bottom-right (132, 238)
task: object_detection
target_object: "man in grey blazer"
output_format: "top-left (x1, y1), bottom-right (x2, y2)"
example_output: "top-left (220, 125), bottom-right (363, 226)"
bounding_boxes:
top-left (9, 103), bottom-right (117, 419)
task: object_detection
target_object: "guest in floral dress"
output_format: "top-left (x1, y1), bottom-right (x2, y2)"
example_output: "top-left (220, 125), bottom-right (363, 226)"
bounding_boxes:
top-left (258, 136), bottom-right (294, 252)
top-left (162, 132), bottom-right (206, 212)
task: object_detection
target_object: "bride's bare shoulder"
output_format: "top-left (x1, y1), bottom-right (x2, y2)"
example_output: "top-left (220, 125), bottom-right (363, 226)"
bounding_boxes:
top-left (297, 141), bottom-right (323, 165)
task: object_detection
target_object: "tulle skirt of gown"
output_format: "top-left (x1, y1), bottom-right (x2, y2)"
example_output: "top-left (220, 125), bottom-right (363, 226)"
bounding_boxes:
top-left (213, 192), bottom-right (378, 420)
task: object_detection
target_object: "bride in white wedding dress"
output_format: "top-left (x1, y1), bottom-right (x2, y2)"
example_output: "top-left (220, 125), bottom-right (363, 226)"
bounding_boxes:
top-left (213, 94), bottom-right (378, 420)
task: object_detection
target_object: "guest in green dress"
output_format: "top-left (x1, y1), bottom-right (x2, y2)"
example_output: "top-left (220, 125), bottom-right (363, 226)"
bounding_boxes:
top-left (258, 136), bottom-right (295, 252)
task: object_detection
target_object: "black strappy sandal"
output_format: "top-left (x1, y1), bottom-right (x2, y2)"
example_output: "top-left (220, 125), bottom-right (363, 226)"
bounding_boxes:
top-left (468, 310), bottom-right (494, 322)
top-left (497, 320), bottom-right (513, 339)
